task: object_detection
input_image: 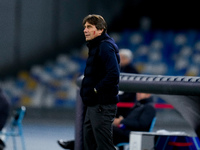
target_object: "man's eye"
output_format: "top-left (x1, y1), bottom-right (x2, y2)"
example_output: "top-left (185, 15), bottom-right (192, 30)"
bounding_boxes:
top-left (87, 25), bottom-right (92, 28)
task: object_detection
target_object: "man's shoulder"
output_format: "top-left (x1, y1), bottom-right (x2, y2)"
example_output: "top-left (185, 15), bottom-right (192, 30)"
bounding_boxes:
top-left (100, 40), bottom-right (113, 48)
top-left (99, 39), bottom-right (118, 51)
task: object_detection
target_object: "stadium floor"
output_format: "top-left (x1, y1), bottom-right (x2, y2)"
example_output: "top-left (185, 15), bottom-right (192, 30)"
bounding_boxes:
top-left (4, 107), bottom-right (197, 150)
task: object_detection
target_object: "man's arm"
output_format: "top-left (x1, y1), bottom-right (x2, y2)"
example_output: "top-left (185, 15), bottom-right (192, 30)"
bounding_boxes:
top-left (121, 106), bottom-right (156, 131)
top-left (95, 42), bottom-right (120, 93)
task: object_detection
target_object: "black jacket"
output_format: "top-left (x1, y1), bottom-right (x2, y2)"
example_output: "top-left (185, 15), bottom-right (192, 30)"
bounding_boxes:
top-left (80, 33), bottom-right (120, 106)
top-left (121, 97), bottom-right (156, 131)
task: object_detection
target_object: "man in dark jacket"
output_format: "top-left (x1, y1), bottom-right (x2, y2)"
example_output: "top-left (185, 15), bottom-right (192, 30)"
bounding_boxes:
top-left (112, 93), bottom-right (156, 145)
top-left (57, 14), bottom-right (120, 150)
top-left (80, 14), bottom-right (120, 150)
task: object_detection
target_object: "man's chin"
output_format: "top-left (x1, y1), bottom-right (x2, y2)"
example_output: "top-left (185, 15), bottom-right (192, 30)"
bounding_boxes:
top-left (85, 38), bottom-right (91, 41)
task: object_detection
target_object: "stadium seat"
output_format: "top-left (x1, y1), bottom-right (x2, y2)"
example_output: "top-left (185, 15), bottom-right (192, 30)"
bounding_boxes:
top-left (0, 106), bottom-right (26, 150)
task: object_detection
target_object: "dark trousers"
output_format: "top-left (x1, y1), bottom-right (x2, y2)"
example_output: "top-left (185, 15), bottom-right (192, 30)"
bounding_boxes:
top-left (83, 104), bottom-right (117, 150)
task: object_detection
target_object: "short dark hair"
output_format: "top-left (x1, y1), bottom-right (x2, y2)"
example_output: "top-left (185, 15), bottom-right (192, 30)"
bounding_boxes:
top-left (82, 14), bottom-right (107, 33)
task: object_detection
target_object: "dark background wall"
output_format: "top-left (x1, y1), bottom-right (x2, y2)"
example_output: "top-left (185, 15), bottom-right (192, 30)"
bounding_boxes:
top-left (0, 0), bottom-right (123, 78)
top-left (0, 0), bottom-right (199, 78)
top-left (110, 0), bottom-right (200, 31)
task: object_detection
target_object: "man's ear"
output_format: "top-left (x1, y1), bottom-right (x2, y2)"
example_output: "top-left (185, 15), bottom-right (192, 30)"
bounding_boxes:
top-left (99, 29), bottom-right (104, 34)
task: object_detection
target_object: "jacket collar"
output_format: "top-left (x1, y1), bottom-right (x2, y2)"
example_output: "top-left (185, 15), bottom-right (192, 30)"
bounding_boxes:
top-left (87, 33), bottom-right (109, 49)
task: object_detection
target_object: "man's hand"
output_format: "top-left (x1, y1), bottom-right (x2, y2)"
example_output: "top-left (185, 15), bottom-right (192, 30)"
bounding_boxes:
top-left (112, 116), bottom-right (124, 126)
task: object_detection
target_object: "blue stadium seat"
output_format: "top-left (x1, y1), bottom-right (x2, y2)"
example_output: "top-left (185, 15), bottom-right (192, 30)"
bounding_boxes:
top-left (0, 106), bottom-right (26, 150)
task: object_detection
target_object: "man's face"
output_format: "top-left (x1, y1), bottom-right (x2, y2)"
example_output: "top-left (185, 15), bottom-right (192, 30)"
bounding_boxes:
top-left (119, 54), bottom-right (131, 67)
top-left (136, 93), bottom-right (151, 101)
top-left (83, 22), bottom-right (103, 41)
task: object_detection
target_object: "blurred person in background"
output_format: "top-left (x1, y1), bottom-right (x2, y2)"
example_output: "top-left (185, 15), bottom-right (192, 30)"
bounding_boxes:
top-left (119, 48), bottom-right (138, 75)
top-left (0, 88), bottom-right (11, 150)
top-left (117, 48), bottom-right (139, 117)
top-left (112, 93), bottom-right (156, 146)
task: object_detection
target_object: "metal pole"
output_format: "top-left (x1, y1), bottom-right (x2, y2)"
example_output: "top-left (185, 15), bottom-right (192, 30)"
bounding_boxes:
top-left (75, 88), bottom-right (86, 150)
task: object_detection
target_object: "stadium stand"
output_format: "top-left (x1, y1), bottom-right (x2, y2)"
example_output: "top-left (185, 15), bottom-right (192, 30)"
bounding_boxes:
top-left (1, 29), bottom-right (200, 108)
top-left (110, 29), bottom-right (200, 76)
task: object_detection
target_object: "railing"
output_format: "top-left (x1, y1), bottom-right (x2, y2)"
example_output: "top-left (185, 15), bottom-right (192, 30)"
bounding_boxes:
top-left (75, 73), bottom-right (200, 150)
top-left (76, 73), bottom-right (200, 96)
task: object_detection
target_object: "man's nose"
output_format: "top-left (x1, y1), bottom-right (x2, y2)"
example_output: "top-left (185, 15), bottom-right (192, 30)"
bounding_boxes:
top-left (84, 28), bottom-right (87, 33)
